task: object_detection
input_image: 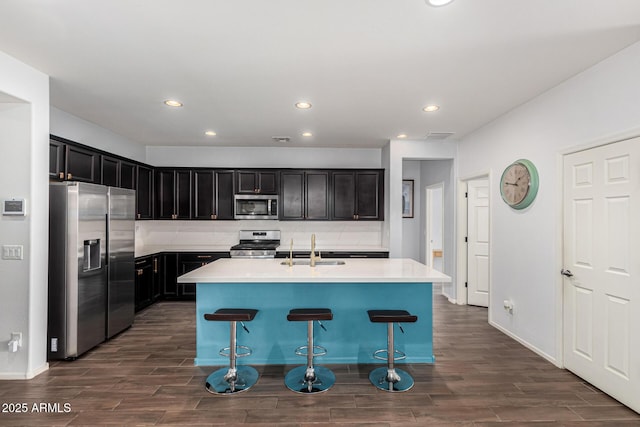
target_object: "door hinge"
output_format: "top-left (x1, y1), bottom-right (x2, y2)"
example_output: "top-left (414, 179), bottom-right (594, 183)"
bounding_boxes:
top-left (464, 236), bottom-right (468, 243)
top-left (465, 192), bottom-right (468, 198)
top-left (465, 282), bottom-right (468, 288)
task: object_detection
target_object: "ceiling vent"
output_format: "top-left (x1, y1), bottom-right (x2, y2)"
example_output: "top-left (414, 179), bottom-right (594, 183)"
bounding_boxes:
top-left (425, 132), bottom-right (455, 140)
top-left (272, 136), bottom-right (291, 143)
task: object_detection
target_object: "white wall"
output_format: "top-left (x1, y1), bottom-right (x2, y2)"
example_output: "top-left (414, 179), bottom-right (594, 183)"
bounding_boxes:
top-left (457, 40), bottom-right (640, 364)
top-left (51, 107), bottom-right (146, 163)
top-left (0, 51), bottom-right (49, 379)
top-left (401, 160), bottom-right (421, 261)
top-left (146, 145), bottom-right (382, 169)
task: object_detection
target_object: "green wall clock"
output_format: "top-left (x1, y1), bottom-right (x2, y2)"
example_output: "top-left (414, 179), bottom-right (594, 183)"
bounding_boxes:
top-left (499, 159), bottom-right (539, 210)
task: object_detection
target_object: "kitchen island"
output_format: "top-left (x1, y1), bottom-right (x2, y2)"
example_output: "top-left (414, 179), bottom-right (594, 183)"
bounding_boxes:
top-left (177, 258), bottom-right (451, 366)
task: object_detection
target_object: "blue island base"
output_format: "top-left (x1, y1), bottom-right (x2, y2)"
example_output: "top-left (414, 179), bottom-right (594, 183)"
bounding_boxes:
top-left (195, 281), bottom-right (434, 366)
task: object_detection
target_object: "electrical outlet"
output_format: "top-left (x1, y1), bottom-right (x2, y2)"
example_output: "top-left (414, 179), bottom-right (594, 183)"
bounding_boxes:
top-left (2, 245), bottom-right (23, 260)
top-left (11, 332), bottom-right (22, 347)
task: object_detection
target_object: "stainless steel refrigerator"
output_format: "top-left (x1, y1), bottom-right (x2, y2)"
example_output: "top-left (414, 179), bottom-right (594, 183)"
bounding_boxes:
top-left (48, 182), bottom-right (135, 360)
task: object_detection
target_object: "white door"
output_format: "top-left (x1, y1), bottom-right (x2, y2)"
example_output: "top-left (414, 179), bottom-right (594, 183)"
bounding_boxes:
top-left (563, 137), bottom-right (639, 413)
top-left (467, 178), bottom-right (490, 307)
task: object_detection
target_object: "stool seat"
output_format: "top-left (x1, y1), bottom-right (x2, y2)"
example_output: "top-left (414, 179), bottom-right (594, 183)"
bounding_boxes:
top-left (204, 308), bottom-right (259, 395)
top-left (285, 308), bottom-right (335, 394)
top-left (368, 310), bottom-right (417, 323)
top-left (368, 309), bottom-right (418, 393)
top-left (205, 308), bottom-right (258, 322)
top-left (287, 308), bottom-right (333, 322)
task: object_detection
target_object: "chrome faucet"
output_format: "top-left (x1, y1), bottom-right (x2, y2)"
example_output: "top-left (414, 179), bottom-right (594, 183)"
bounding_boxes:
top-left (310, 233), bottom-right (321, 267)
top-left (286, 238), bottom-right (294, 267)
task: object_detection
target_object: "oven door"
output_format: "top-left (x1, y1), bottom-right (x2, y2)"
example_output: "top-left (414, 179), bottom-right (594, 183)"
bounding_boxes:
top-left (234, 195), bottom-right (278, 219)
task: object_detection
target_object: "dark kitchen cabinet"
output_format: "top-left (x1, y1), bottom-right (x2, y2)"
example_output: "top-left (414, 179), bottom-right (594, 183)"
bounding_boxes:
top-left (65, 144), bottom-right (100, 183)
top-left (155, 169), bottom-right (192, 220)
top-left (100, 155), bottom-right (119, 187)
top-left (331, 170), bottom-right (383, 220)
top-left (151, 254), bottom-right (162, 302)
top-left (192, 169), bottom-right (235, 220)
top-left (134, 256), bottom-right (154, 312)
top-left (49, 139), bottom-right (65, 179)
top-left (136, 165), bottom-right (153, 220)
top-left (280, 170), bottom-right (330, 220)
top-left (120, 161), bottom-right (136, 190)
top-left (236, 170), bottom-right (278, 194)
top-left (161, 253), bottom-right (179, 298)
top-left (177, 252), bottom-right (230, 299)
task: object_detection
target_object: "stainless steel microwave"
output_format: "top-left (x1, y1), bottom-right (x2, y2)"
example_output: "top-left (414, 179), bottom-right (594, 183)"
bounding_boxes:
top-left (234, 194), bottom-right (278, 220)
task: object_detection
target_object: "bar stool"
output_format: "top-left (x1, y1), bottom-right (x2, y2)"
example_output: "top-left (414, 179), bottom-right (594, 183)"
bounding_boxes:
top-left (203, 308), bottom-right (259, 395)
top-left (367, 309), bottom-right (418, 392)
top-left (284, 308), bottom-right (335, 394)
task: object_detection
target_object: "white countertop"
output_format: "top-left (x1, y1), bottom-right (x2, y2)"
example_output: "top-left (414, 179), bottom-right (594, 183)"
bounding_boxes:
top-left (135, 245), bottom-right (389, 258)
top-left (177, 258), bottom-right (451, 283)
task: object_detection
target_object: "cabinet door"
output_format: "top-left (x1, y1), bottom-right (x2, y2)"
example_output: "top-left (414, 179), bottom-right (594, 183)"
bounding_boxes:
top-left (215, 170), bottom-right (235, 220)
top-left (120, 161), bottom-right (136, 190)
top-left (155, 169), bottom-right (176, 219)
top-left (101, 155), bottom-right (120, 187)
top-left (49, 139), bottom-right (65, 179)
top-left (355, 171), bottom-right (383, 220)
top-left (151, 255), bottom-right (162, 301)
top-left (193, 170), bottom-right (215, 219)
top-left (280, 171), bottom-right (304, 220)
top-left (331, 171), bottom-right (356, 220)
top-left (162, 253), bottom-right (178, 297)
top-left (175, 170), bottom-right (192, 219)
top-left (65, 144), bottom-right (99, 183)
top-left (136, 165), bottom-right (153, 220)
top-left (134, 257), bottom-right (153, 312)
top-left (306, 171), bottom-right (330, 220)
top-left (257, 171), bottom-right (278, 194)
top-left (237, 171), bottom-right (258, 193)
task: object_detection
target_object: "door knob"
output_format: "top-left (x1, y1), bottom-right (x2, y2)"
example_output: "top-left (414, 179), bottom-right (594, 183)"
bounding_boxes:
top-left (561, 269), bottom-right (574, 278)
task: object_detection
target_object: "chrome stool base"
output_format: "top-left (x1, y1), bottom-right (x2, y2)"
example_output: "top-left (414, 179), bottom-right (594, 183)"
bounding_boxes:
top-left (284, 365), bottom-right (336, 394)
top-left (205, 365), bottom-right (259, 395)
top-left (369, 367), bottom-right (414, 392)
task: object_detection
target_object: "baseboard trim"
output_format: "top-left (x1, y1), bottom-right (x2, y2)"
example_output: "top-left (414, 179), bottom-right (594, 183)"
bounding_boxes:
top-left (489, 320), bottom-right (560, 368)
top-left (0, 363), bottom-right (49, 380)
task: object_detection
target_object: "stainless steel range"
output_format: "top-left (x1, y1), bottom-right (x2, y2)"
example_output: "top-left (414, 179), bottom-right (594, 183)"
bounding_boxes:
top-left (230, 230), bottom-right (281, 258)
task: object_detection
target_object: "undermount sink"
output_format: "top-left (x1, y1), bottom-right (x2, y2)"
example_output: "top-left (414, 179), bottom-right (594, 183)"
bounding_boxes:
top-left (280, 259), bottom-right (346, 266)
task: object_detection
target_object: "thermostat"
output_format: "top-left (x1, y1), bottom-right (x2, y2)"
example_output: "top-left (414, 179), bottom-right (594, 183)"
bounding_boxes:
top-left (3, 199), bottom-right (26, 216)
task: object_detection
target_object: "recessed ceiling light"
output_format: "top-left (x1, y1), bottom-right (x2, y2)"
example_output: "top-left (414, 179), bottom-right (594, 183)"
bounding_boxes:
top-left (205, 131), bottom-right (217, 136)
top-left (164, 99), bottom-right (183, 107)
top-left (426, 0), bottom-right (454, 6)
top-left (397, 134), bottom-right (408, 139)
top-left (302, 132), bottom-right (313, 137)
top-left (295, 101), bottom-right (312, 109)
top-left (423, 105), bottom-right (440, 112)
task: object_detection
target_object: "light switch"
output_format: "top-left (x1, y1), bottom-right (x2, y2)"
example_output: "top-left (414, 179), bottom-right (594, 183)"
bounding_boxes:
top-left (2, 245), bottom-right (23, 260)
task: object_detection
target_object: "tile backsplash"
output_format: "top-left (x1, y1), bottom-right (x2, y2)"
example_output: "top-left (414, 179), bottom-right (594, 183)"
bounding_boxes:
top-left (136, 220), bottom-right (383, 251)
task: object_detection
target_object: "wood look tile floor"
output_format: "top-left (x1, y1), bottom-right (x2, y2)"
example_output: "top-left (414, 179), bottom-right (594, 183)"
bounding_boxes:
top-left (2, 295), bottom-right (639, 426)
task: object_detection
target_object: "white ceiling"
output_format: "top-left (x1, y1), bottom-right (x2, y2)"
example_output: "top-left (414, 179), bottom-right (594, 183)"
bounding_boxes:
top-left (2, 0), bottom-right (640, 148)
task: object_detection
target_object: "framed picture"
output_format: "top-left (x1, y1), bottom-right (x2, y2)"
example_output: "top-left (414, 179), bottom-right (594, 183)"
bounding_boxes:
top-left (402, 179), bottom-right (414, 218)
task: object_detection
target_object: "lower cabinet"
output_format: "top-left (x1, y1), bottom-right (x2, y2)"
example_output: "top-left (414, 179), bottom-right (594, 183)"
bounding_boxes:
top-left (176, 252), bottom-right (231, 299)
top-left (134, 256), bottom-right (154, 312)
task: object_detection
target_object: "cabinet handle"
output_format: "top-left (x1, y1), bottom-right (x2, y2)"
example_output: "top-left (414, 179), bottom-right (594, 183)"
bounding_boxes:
top-left (137, 213), bottom-right (141, 219)
top-left (211, 214), bottom-right (217, 220)
top-left (59, 172), bottom-right (65, 180)
top-left (136, 268), bottom-right (144, 276)
top-left (67, 173), bottom-right (72, 180)
top-left (153, 258), bottom-right (158, 273)
top-left (135, 260), bottom-right (146, 266)
top-left (196, 255), bottom-right (212, 259)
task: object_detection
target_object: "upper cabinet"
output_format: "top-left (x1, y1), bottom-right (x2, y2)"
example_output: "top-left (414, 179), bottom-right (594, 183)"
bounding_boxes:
top-left (50, 137), bottom-right (99, 183)
top-left (119, 161), bottom-right (136, 190)
top-left (236, 170), bottom-right (278, 194)
top-left (192, 169), bottom-right (235, 220)
top-left (331, 170), bottom-right (383, 220)
top-left (100, 155), bottom-right (120, 187)
top-left (136, 165), bottom-right (153, 220)
top-left (280, 170), bottom-right (330, 220)
top-left (49, 138), bottom-right (65, 180)
top-left (155, 169), bottom-right (192, 220)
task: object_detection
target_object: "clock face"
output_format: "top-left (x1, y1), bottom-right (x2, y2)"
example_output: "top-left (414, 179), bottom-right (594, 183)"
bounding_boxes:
top-left (501, 163), bottom-right (530, 205)
top-left (500, 159), bottom-right (539, 209)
